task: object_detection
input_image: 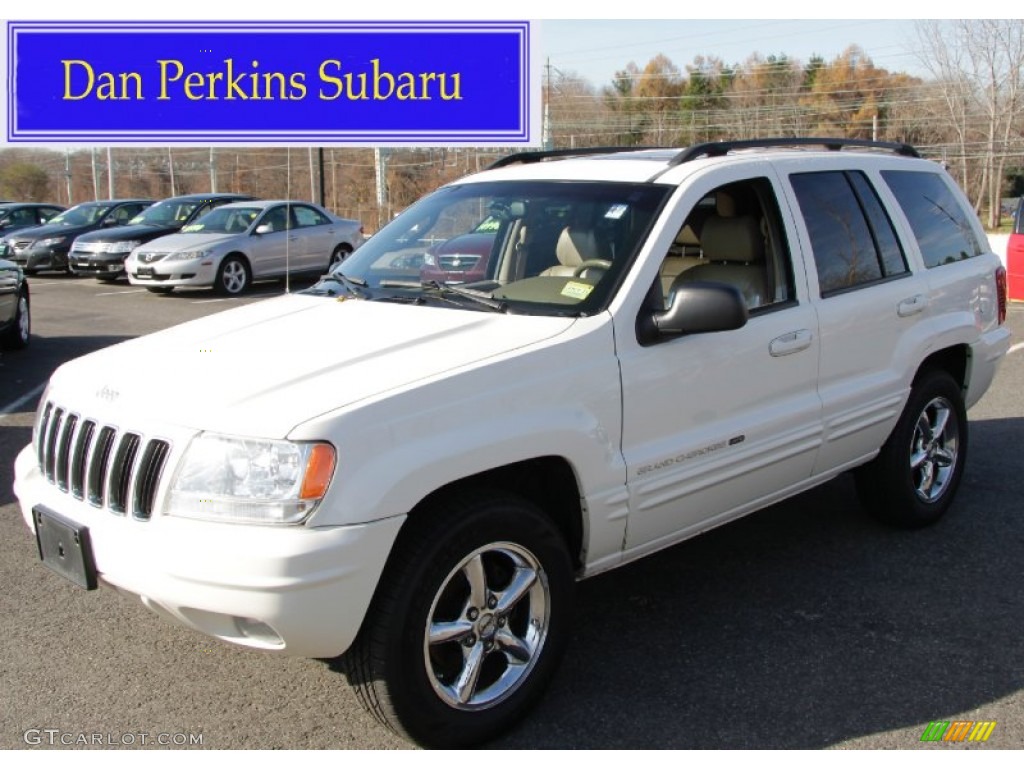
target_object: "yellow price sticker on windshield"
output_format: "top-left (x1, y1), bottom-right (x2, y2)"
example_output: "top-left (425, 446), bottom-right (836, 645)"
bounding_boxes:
top-left (560, 281), bottom-right (594, 300)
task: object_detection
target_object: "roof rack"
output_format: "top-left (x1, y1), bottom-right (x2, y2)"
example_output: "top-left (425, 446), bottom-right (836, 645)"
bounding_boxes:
top-left (669, 137), bottom-right (920, 166)
top-left (487, 146), bottom-right (661, 169)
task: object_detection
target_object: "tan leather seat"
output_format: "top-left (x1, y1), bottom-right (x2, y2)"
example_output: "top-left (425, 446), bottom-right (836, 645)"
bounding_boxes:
top-left (660, 224), bottom-right (704, 295)
top-left (674, 215), bottom-right (768, 309)
top-left (541, 227), bottom-right (607, 277)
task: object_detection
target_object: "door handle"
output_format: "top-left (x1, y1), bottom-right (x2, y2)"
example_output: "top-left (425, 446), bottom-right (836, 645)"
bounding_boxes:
top-left (769, 329), bottom-right (813, 357)
top-left (897, 294), bottom-right (928, 317)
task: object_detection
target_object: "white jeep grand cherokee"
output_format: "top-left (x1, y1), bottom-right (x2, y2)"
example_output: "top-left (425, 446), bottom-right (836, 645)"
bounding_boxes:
top-left (14, 139), bottom-right (1011, 747)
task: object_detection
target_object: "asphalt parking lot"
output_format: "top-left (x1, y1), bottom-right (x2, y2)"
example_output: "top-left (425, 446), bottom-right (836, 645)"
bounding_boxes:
top-left (2, 273), bottom-right (1023, 750)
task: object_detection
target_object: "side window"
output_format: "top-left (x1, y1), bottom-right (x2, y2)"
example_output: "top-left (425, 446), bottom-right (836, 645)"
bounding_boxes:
top-left (11, 208), bottom-right (36, 225)
top-left (658, 177), bottom-right (795, 311)
top-left (294, 205), bottom-right (328, 228)
top-left (791, 171), bottom-right (907, 296)
top-left (881, 170), bottom-right (983, 267)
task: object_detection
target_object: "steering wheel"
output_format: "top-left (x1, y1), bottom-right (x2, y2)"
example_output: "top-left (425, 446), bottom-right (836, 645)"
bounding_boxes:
top-left (572, 259), bottom-right (613, 279)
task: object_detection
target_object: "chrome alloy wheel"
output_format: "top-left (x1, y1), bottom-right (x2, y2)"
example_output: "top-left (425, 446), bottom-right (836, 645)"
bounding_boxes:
top-left (910, 395), bottom-right (959, 503)
top-left (16, 295), bottom-right (29, 344)
top-left (423, 542), bottom-right (550, 711)
top-left (220, 259), bottom-right (248, 294)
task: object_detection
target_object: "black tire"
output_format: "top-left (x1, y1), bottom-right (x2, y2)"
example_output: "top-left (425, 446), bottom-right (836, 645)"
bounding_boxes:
top-left (855, 369), bottom-right (968, 528)
top-left (1, 288), bottom-right (30, 350)
top-left (340, 490), bottom-right (574, 748)
top-left (214, 255), bottom-right (251, 296)
top-left (329, 244), bottom-right (352, 270)
top-left (145, 286), bottom-right (174, 295)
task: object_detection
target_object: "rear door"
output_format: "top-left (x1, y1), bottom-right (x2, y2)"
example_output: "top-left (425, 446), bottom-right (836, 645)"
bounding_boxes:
top-left (782, 167), bottom-right (925, 475)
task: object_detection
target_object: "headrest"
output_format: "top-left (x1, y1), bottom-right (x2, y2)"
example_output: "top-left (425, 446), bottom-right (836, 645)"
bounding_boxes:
top-left (556, 226), bottom-right (599, 267)
top-left (674, 223), bottom-right (699, 247)
top-left (716, 190), bottom-right (736, 217)
top-left (701, 216), bottom-right (764, 264)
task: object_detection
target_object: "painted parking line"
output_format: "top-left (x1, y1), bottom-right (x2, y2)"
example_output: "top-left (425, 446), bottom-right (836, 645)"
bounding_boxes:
top-left (1009, 342), bottom-right (1024, 356)
top-left (0, 382), bottom-right (46, 421)
top-left (95, 289), bottom-right (147, 297)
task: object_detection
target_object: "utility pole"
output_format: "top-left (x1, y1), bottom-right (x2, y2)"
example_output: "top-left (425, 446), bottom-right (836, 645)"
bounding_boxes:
top-left (209, 147), bottom-right (217, 193)
top-left (107, 147), bottom-right (114, 198)
top-left (374, 148), bottom-right (388, 228)
top-left (168, 148), bottom-right (177, 196)
top-left (542, 58), bottom-right (552, 150)
top-left (64, 149), bottom-right (72, 205)
top-left (91, 148), bottom-right (99, 199)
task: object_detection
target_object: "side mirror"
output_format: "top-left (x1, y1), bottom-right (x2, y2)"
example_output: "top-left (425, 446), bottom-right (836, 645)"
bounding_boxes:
top-left (255, 223), bottom-right (272, 235)
top-left (637, 281), bottom-right (748, 345)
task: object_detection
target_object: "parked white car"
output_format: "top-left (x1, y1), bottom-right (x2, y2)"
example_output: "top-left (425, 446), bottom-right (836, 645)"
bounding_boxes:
top-left (125, 200), bottom-right (363, 295)
top-left (14, 139), bottom-right (1011, 747)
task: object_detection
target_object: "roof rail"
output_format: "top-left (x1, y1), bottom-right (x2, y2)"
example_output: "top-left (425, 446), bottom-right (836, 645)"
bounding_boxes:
top-left (487, 146), bottom-right (659, 169)
top-left (668, 137), bottom-right (921, 166)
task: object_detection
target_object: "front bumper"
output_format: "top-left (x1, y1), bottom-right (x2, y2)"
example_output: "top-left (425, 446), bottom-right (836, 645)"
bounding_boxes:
top-left (70, 251), bottom-right (128, 276)
top-left (14, 444), bottom-right (402, 658)
top-left (126, 258), bottom-right (217, 288)
top-left (12, 245), bottom-right (70, 271)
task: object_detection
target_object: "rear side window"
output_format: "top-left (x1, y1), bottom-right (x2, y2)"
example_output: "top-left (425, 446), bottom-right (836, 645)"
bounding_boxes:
top-left (790, 171), bottom-right (908, 296)
top-left (882, 170), bottom-right (983, 267)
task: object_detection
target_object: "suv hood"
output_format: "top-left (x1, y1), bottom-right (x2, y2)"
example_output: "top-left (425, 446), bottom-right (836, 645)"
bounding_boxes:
top-left (75, 223), bottom-right (179, 244)
top-left (48, 294), bottom-right (576, 437)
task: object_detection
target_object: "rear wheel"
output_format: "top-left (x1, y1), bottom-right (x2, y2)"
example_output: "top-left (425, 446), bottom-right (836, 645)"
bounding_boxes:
top-left (341, 490), bottom-right (574, 748)
top-left (215, 255), bottom-right (251, 296)
top-left (329, 244), bottom-right (352, 270)
top-left (856, 369), bottom-right (967, 528)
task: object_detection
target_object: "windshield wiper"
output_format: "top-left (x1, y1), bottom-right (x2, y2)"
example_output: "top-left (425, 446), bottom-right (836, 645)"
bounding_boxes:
top-left (304, 272), bottom-right (371, 299)
top-left (419, 280), bottom-right (509, 313)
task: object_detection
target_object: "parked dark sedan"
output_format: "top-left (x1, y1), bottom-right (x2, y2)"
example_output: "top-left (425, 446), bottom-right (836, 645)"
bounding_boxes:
top-left (69, 192), bottom-right (256, 281)
top-left (2, 199), bottom-right (154, 274)
top-left (0, 203), bottom-right (66, 238)
top-left (0, 256), bottom-right (30, 350)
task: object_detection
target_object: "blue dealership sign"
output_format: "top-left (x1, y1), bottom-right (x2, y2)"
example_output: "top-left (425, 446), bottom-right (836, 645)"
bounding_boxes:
top-left (6, 21), bottom-right (535, 145)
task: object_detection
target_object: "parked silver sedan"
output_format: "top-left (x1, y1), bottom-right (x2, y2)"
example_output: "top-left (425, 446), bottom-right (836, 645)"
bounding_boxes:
top-left (125, 200), bottom-right (364, 295)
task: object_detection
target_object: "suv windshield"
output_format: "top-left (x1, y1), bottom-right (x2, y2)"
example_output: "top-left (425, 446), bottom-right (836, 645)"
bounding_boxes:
top-left (181, 206), bottom-right (263, 235)
top-left (48, 204), bottom-right (114, 227)
top-left (129, 199), bottom-right (201, 226)
top-left (329, 180), bottom-right (671, 316)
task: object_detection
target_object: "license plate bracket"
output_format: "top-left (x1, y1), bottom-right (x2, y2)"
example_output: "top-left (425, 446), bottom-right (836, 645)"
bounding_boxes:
top-left (33, 506), bottom-right (98, 590)
top-left (136, 266), bottom-right (155, 277)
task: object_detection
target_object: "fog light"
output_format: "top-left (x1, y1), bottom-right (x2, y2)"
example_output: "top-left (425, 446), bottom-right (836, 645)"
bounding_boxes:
top-left (234, 617), bottom-right (283, 647)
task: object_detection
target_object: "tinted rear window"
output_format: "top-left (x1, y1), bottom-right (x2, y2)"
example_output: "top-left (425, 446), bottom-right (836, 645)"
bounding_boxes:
top-left (881, 170), bottom-right (983, 268)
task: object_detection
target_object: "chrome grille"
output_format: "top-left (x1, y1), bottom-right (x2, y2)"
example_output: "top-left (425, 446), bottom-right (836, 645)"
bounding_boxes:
top-left (136, 251), bottom-right (168, 264)
top-left (36, 401), bottom-right (170, 520)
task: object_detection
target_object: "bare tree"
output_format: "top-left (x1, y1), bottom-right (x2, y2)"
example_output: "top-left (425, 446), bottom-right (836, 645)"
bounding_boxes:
top-left (916, 20), bottom-right (1024, 226)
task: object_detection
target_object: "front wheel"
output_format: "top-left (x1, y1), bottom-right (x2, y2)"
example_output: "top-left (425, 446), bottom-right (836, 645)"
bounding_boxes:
top-left (215, 255), bottom-right (251, 296)
top-left (341, 491), bottom-right (574, 748)
top-left (856, 369), bottom-right (968, 528)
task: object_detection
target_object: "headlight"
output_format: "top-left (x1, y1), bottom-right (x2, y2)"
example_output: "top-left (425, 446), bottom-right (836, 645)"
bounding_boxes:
top-left (165, 433), bottom-right (336, 525)
top-left (106, 240), bottom-right (141, 253)
top-left (38, 236), bottom-right (68, 248)
top-left (166, 249), bottom-right (210, 262)
top-left (423, 253), bottom-right (437, 267)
